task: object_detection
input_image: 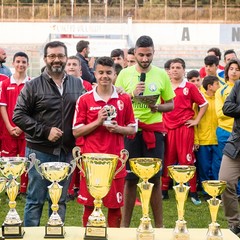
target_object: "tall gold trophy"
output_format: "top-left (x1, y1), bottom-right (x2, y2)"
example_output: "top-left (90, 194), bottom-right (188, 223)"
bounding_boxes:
top-left (168, 165), bottom-right (196, 240)
top-left (0, 177), bottom-right (7, 240)
top-left (34, 158), bottom-right (76, 238)
top-left (0, 155), bottom-right (35, 238)
top-left (129, 158), bottom-right (162, 240)
top-left (73, 146), bottom-right (129, 240)
top-left (202, 180), bottom-right (227, 240)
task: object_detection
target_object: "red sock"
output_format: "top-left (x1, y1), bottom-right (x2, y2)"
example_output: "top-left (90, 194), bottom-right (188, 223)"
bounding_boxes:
top-left (107, 208), bottom-right (121, 227)
top-left (83, 205), bottom-right (94, 227)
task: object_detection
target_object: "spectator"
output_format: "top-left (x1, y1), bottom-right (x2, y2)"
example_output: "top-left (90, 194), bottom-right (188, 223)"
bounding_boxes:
top-left (110, 49), bottom-right (125, 68)
top-left (0, 48), bottom-right (12, 77)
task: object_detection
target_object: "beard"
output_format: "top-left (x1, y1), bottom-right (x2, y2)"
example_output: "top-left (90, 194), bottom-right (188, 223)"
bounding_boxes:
top-left (46, 62), bottom-right (66, 75)
top-left (136, 60), bottom-right (152, 69)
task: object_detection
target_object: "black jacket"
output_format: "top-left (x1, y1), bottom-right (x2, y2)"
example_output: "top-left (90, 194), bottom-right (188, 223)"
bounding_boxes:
top-left (76, 53), bottom-right (96, 84)
top-left (222, 80), bottom-right (240, 159)
top-left (13, 71), bottom-right (86, 155)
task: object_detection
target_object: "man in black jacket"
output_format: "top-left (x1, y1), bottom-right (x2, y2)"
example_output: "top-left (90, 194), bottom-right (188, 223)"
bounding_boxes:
top-left (76, 40), bottom-right (96, 84)
top-left (13, 41), bottom-right (86, 227)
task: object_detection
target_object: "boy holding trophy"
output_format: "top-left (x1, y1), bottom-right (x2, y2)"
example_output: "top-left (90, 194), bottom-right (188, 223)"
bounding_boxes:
top-left (72, 56), bottom-right (136, 228)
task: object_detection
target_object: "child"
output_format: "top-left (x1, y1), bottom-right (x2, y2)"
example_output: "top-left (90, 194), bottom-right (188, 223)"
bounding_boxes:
top-left (0, 51), bottom-right (30, 195)
top-left (72, 56), bottom-right (136, 227)
top-left (194, 75), bottom-right (221, 200)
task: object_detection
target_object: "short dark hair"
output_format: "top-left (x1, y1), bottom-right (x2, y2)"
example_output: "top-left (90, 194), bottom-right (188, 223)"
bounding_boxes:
top-left (224, 58), bottom-right (240, 82)
top-left (207, 47), bottom-right (222, 60)
top-left (224, 49), bottom-right (237, 60)
top-left (13, 52), bottom-right (29, 62)
top-left (114, 63), bottom-right (123, 76)
top-left (164, 59), bottom-right (172, 70)
top-left (204, 55), bottom-right (219, 66)
top-left (110, 49), bottom-right (124, 59)
top-left (96, 56), bottom-right (114, 68)
top-left (76, 40), bottom-right (89, 53)
top-left (127, 47), bottom-right (135, 55)
top-left (44, 41), bottom-right (67, 58)
top-left (170, 58), bottom-right (186, 69)
top-left (187, 70), bottom-right (200, 80)
top-left (202, 75), bottom-right (219, 91)
top-left (135, 35), bottom-right (154, 49)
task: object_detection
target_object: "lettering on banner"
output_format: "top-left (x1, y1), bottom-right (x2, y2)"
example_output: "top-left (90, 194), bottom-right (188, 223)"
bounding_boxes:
top-left (182, 27), bottom-right (190, 41)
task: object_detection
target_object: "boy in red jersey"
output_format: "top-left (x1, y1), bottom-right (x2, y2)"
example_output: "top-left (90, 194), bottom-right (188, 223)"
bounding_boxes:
top-left (0, 52), bottom-right (30, 194)
top-left (72, 56), bottom-right (136, 227)
top-left (162, 58), bottom-right (208, 205)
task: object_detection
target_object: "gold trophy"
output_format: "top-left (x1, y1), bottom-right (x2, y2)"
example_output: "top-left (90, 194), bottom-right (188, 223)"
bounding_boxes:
top-left (73, 146), bottom-right (129, 240)
top-left (34, 158), bottom-right (76, 238)
top-left (168, 165), bottom-right (196, 240)
top-left (129, 158), bottom-right (162, 240)
top-left (0, 155), bottom-right (35, 238)
top-left (202, 180), bottom-right (227, 240)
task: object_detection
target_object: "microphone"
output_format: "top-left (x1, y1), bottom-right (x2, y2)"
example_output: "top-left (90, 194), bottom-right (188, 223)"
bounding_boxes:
top-left (139, 73), bottom-right (146, 96)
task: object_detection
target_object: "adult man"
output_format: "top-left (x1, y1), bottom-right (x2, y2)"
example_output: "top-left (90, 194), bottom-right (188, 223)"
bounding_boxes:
top-left (73, 56), bottom-right (136, 227)
top-left (115, 35), bottom-right (175, 228)
top-left (13, 41), bottom-right (86, 226)
top-left (76, 40), bottom-right (96, 84)
top-left (0, 48), bottom-right (12, 77)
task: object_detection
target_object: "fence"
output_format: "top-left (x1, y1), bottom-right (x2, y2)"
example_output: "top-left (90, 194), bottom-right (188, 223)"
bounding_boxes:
top-left (1, 1), bottom-right (240, 22)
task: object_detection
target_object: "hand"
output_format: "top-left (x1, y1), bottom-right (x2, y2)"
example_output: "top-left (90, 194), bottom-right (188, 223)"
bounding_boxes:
top-left (185, 119), bottom-right (198, 128)
top-left (148, 104), bottom-right (159, 113)
top-left (97, 108), bottom-right (108, 125)
top-left (48, 127), bottom-right (63, 142)
top-left (133, 82), bottom-right (145, 96)
top-left (88, 57), bottom-right (95, 69)
top-left (105, 120), bottom-right (119, 133)
top-left (194, 144), bottom-right (200, 151)
top-left (116, 86), bottom-right (125, 95)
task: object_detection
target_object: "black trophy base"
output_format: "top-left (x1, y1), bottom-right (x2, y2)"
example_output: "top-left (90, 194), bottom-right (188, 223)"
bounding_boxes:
top-left (2, 222), bottom-right (25, 239)
top-left (84, 226), bottom-right (107, 240)
top-left (44, 224), bottom-right (65, 238)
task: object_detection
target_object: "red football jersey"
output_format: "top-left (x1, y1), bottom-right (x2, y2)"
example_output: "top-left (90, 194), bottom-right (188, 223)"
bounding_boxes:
top-left (164, 79), bottom-right (207, 129)
top-left (73, 87), bottom-right (135, 178)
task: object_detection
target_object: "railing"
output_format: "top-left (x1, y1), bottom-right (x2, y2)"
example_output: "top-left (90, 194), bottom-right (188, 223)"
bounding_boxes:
top-left (1, 2), bottom-right (240, 22)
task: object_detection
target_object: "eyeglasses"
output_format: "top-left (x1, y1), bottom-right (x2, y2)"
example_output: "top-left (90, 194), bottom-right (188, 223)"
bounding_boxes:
top-left (46, 54), bottom-right (66, 61)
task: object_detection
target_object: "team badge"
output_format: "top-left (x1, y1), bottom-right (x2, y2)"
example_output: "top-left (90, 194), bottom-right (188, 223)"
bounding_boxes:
top-left (116, 192), bottom-right (123, 203)
top-left (183, 87), bottom-right (189, 96)
top-left (117, 100), bottom-right (124, 111)
top-left (186, 153), bottom-right (192, 162)
top-left (149, 83), bottom-right (157, 92)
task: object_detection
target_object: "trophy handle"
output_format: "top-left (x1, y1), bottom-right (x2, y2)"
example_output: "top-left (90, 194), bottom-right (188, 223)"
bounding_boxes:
top-left (27, 153), bottom-right (36, 174)
top-left (72, 146), bottom-right (85, 177)
top-left (67, 159), bottom-right (77, 180)
top-left (114, 149), bottom-right (129, 178)
top-left (34, 158), bottom-right (44, 179)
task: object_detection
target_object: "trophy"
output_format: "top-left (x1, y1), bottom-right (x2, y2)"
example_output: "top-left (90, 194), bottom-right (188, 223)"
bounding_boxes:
top-left (129, 157), bottom-right (162, 240)
top-left (102, 105), bottom-right (117, 126)
top-left (168, 165), bottom-right (196, 240)
top-left (73, 146), bottom-right (129, 240)
top-left (202, 180), bottom-right (227, 240)
top-left (34, 158), bottom-right (76, 238)
top-left (0, 155), bottom-right (35, 238)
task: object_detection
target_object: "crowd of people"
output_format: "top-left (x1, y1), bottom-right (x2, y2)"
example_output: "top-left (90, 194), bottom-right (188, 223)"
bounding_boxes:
top-left (0, 36), bottom-right (240, 237)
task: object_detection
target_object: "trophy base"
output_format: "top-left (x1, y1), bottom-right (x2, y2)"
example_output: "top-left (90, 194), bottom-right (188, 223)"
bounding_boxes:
top-left (206, 223), bottom-right (223, 240)
top-left (173, 220), bottom-right (190, 240)
top-left (2, 222), bottom-right (25, 239)
top-left (137, 231), bottom-right (154, 240)
top-left (84, 226), bottom-right (107, 240)
top-left (44, 224), bottom-right (65, 238)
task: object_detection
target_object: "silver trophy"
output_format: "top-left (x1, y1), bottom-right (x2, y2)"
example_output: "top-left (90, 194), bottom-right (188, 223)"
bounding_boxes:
top-left (0, 155), bottom-right (35, 238)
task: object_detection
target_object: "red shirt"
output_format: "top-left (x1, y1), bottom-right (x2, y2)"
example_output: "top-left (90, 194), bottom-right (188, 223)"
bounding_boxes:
top-left (0, 76), bottom-right (30, 138)
top-left (164, 80), bottom-right (207, 129)
top-left (73, 86), bottom-right (135, 178)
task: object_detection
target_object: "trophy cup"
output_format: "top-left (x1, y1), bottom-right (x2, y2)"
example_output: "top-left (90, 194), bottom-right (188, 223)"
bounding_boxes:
top-left (0, 155), bottom-right (35, 238)
top-left (102, 105), bottom-right (117, 126)
top-left (34, 159), bottom-right (76, 238)
top-left (202, 180), bottom-right (227, 240)
top-left (129, 157), bottom-right (162, 240)
top-left (168, 165), bottom-right (196, 240)
top-left (73, 146), bottom-right (129, 240)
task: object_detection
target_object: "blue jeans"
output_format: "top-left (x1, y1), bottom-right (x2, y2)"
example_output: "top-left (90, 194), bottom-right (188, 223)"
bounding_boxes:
top-left (24, 147), bottom-right (72, 227)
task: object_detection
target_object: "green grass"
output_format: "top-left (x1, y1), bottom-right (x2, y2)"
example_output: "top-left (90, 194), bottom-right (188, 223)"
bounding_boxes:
top-left (0, 189), bottom-right (228, 229)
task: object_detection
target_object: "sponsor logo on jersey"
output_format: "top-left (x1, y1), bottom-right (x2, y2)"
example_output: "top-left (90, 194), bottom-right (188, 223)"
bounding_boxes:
top-left (90, 106), bottom-right (102, 111)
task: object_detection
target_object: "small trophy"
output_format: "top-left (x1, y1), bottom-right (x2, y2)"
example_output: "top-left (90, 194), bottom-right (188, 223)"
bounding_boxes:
top-left (129, 158), bottom-right (162, 240)
top-left (34, 158), bottom-right (76, 238)
top-left (73, 146), bottom-right (128, 240)
top-left (202, 180), bottom-right (227, 240)
top-left (168, 165), bottom-right (196, 240)
top-left (102, 105), bottom-right (117, 126)
top-left (0, 155), bottom-right (35, 238)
